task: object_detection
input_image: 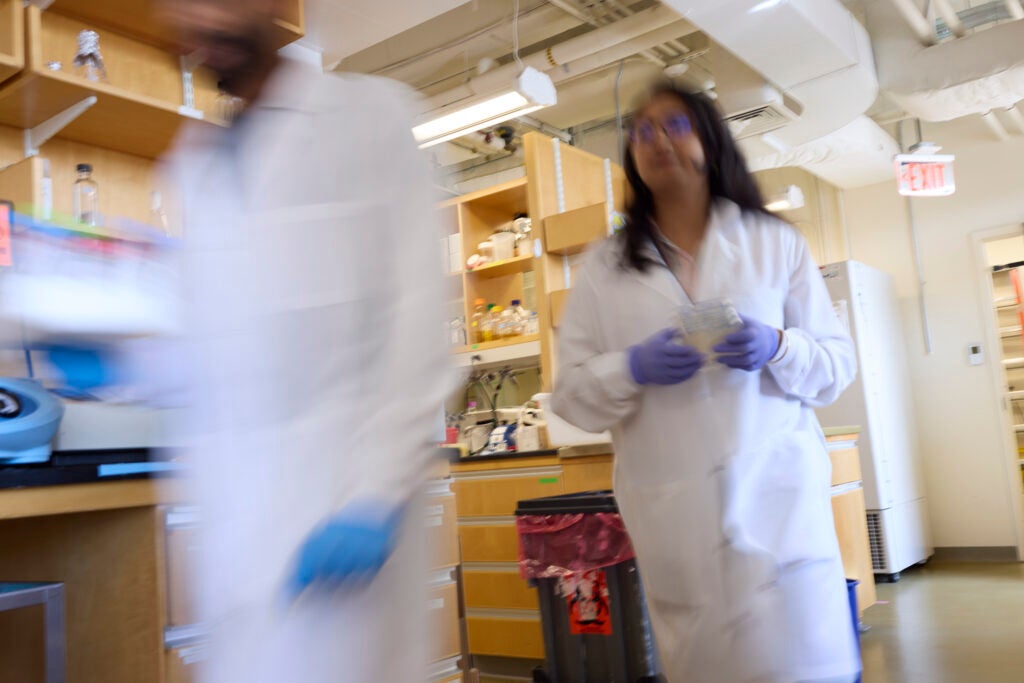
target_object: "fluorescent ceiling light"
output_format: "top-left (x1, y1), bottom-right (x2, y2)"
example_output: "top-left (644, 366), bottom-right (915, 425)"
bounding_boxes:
top-left (765, 185), bottom-right (805, 212)
top-left (413, 67), bottom-right (557, 149)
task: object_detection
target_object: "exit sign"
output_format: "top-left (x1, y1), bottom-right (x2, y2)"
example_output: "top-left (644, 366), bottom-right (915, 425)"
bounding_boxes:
top-left (896, 154), bottom-right (956, 197)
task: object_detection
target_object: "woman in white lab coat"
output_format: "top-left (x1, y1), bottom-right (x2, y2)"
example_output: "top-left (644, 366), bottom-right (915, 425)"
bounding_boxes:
top-left (552, 84), bottom-right (861, 682)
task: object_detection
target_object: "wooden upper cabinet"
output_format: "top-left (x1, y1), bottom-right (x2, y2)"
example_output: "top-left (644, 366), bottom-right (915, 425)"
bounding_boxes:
top-left (45, 0), bottom-right (304, 51)
top-left (0, 1), bottom-right (303, 159)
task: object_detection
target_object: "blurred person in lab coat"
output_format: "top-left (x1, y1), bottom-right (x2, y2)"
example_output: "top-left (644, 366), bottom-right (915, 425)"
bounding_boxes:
top-left (155, 1), bottom-right (452, 681)
top-left (551, 83), bottom-right (861, 683)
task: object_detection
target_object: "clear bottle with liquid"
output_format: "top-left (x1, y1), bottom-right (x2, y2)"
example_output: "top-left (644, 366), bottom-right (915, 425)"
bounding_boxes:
top-left (73, 164), bottom-right (99, 226)
top-left (510, 299), bottom-right (528, 337)
top-left (470, 298), bottom-right (488, 344)
top-left (480, 304), bottom-right (498, 342)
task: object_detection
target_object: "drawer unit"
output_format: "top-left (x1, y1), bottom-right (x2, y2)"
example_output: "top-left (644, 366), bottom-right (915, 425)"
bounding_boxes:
top-left (466, 613), bottom-right (545, 659)
top-left (426, 493), bottom-right (460, 570)
top-left (451, 468), bottom-right (564, 517)
top-left (428, 576), bottom-right (462, 663)
top-left (164, 507), bottom-right (201, 628)
top-left (462, 567), bottom-right (538, 611)
top-left (458, 522), bottom-right (520, 563)
top-left (829, 447), bottom-right (862, 487)
top-left (561, 457), bottom-right (614, 493)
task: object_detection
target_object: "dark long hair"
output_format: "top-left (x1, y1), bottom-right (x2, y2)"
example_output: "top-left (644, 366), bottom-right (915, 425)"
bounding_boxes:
top-left (621, 83), bottom-right (771, 271)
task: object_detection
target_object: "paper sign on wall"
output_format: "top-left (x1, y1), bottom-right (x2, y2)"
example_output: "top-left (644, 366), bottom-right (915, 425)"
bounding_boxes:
top-left (895, 154), bottom-right (956, 197)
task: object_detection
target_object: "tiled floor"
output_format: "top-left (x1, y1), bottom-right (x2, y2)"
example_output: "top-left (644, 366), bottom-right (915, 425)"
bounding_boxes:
top-left (860, 561), bottom-right (1024, 683)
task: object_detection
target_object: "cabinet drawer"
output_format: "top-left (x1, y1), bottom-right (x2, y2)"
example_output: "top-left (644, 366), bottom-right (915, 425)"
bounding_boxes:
top-left (831, 487), bottom-right (876, 613)
top-left (829, 447), bottom-right (862, 487)
top-left (463, 568), bottom-right (538, 611)
top-left (467, 614), bottom-right (544, 659)
top-left (428, 582), bottom-right (461, 663)
top-left (459, 523), bottom-right (520, 563)
top-left (562, 459), bottom-right (614, 494)
top-left (426, 495), bottom-right (460, 569)
top-left (165, 507), bottom-right (200, 628)
top-left (452, 470), bottom-right (564, 517)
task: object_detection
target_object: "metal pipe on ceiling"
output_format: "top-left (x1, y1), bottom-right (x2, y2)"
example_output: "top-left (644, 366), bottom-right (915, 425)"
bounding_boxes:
top-left (982, 110), bottom-right (1012, 140)
top-left (889, 0), bottom-right (938, 44)
top-left (1004, 0), bottom-right (1024, 20)
top-left (545, 0), bottom-right (667, 66)
top-left (422, 3), bottom-right (689, 111)
top-left (933, 0), bottom-right (967, 37)
top-left (1003, 106), bottom-right (1024, 134)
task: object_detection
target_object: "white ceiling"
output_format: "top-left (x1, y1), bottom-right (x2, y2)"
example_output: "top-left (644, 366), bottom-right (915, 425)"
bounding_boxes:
top-left (306, 0), bottom-right (1022, 170)
top-left (303, 0), bottom-right (467, 64)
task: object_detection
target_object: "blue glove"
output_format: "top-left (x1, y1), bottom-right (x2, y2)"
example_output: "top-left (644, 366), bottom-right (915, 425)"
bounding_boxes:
top-left (42, 344), bottom-right (120, 393)
top-left (713, 315), bottom-right (782, 371)
top-left (628, 328), bottom-right (705, 386)
top-left (285, 499), bottom-right (404, 599)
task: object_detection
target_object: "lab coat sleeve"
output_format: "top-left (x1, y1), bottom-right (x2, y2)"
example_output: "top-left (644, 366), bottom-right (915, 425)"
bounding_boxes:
top-left (766, 230), bottom-right (857, 407)
top-left (551, 261), bottom-right (643, 433)
top-left (347, 84), bottom-right (455, 509)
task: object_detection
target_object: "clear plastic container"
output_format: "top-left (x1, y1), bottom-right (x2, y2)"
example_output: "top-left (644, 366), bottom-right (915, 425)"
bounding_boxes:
top-left (678, 299), bottom-right (743, 353)
top-left (510, 299), bottom-right (528, 336)
top-left (490, 305), bottom-right (506, 339)
top-left (470, 298), bottom-right (488, 344)
top-left (491, 232), bottom-right (515, 261)
top-left (73, 163), bottom-right (99, 226)
top-left (498, 306), bottom-right (518, 339)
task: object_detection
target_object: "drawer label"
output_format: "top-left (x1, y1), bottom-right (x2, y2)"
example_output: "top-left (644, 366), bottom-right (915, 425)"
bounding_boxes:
top-left (538, 477), bottom-right (560, 485)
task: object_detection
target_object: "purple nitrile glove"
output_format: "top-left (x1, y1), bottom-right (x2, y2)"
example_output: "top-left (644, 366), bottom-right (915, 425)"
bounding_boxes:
top-left (713, 315), bottom-right (782, 372)
top-left (628, 328), bottom-right (705, 386)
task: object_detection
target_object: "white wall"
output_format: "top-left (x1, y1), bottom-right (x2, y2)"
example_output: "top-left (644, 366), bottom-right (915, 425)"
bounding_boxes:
top-left (842, 137), bottom-right (1024, 549)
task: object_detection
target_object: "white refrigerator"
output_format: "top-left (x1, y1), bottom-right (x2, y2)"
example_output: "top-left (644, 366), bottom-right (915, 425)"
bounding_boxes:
top-left (816, 260), bottom-right (933, 580)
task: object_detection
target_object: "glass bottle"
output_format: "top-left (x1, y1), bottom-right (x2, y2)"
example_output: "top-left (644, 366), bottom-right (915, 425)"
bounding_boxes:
top-left (481, 304), bottom-right (498, 342)
top-left (470, 299), bottom-right (488, 344)
top-left (73, 164), bottom-right (99, 226)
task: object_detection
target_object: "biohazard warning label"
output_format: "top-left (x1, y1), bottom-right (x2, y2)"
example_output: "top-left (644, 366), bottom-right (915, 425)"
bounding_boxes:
top-left (557, 569), bottom-right (612, 636)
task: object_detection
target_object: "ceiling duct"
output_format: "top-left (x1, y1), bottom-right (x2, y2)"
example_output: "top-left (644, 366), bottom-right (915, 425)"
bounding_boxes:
top-left (712, 44), bottom-right (804, 139)
top-left (865, 0), bottom-right (1024, 121)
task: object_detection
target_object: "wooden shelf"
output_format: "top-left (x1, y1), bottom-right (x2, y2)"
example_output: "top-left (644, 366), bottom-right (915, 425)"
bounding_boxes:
top-left (468, 255), bottom-right (533, 280)
top-left (0, 67), bottom-right (218, 158)
top-left (457, 177), bottom-right (528, 215)
top-left (1008, 391), bottom-right (1024, 400)
top-left (455, 335), bottom-right (540, 355)
top-left (47, 0), bottom-right (304, 50)
top-left (0, 0), bottom-right (24, 85)
top-left (1001, 325), bottom-right (1023, 338)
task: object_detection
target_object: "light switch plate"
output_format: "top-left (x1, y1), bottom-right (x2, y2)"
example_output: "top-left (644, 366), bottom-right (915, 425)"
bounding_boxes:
top-left (968, 343), bottom-right (985, 366)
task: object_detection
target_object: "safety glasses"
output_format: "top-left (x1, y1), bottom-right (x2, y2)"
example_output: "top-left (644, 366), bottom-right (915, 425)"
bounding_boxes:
top-left (629, 113), bottom-right (693, 145)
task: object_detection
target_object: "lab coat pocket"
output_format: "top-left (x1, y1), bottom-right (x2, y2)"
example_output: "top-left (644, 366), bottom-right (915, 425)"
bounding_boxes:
top-left (251, 201), bottom-right (382, 311)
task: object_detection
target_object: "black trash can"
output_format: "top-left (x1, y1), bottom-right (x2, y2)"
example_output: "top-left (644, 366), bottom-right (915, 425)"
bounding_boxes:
top-left (516, 491), bottom-right (664, 683)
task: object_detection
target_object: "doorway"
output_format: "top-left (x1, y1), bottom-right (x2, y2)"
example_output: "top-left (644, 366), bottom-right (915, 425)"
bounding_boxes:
top-left (974, 226), bottom-right (1024, 561)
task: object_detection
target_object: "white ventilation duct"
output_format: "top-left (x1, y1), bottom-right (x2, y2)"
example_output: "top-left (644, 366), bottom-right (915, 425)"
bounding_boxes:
top-left (656, 0), bottom-right (893, 188)
top-left (747, 116), bottom-right (902, 189)
top-left (865, 0), bottom-right (1024, 121)
top-left (662, 0), bottom-right (878, 147)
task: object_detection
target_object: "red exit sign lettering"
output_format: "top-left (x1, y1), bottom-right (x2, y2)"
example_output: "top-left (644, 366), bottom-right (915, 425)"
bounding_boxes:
top-left (895, 154), bottom-right (956, 197)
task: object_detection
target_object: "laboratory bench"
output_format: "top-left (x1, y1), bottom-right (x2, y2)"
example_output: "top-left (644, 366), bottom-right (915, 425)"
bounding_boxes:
top-left (450, 429), bottom-right (874, 679)
top-left (0, 475), bottom-right (189, 683)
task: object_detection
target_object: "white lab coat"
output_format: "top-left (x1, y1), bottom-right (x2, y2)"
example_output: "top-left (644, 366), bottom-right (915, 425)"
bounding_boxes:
top-left (166, 60), bottom-right (452, 683)
top-left (552, 200), bottom-right (860, 682)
